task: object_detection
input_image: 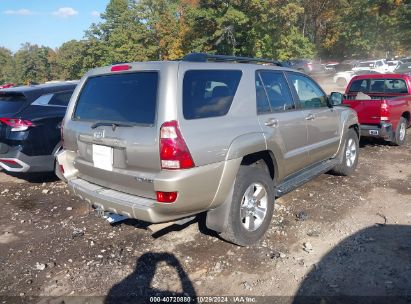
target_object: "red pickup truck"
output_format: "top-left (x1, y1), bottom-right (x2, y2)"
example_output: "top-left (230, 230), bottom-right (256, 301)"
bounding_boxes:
top-left (343, 74), bottom-right (411, 145)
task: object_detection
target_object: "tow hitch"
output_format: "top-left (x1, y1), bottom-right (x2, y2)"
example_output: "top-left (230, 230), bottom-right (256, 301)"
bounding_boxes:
top-left (93, 207), bottom-right (128, 224)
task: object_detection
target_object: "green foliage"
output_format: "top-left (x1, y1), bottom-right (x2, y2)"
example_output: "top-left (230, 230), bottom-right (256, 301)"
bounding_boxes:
top-left (14, 43), bottom-right (54, 84)
top-left (1, 0), bottom-right (410, 84)
top-left (50, 40), bottom-right (87, 80)
top-left (0, 47), bottom-right (15, 83)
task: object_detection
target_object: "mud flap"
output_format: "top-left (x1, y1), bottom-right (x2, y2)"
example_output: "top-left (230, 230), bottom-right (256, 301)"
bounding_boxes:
top-left (56, 150), bottom-right (78, 181)
top-left (205, 184), bottom-right (234, 233)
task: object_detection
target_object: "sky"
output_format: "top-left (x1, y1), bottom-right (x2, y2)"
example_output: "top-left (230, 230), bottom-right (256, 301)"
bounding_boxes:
top-left (0, 0), bottom-right (111, 52)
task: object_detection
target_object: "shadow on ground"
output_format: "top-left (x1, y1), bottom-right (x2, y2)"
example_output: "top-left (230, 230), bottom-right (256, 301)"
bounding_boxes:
top-left (8, 171), bottom-right (59, 183)
top-left (293, 225), bottom-right (411, 304)
top-left (105, 252), bottom-right (197, 304)
top-left (359, 137), bottom-right (393, 148)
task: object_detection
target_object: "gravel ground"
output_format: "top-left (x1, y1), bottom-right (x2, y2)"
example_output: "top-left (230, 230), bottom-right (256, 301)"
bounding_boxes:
top-left (0, 109), bottom-right (410, 302)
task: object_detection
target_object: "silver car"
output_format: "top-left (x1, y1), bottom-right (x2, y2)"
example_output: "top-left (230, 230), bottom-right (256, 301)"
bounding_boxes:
top-left (58, 53), bottom-right (359, 246)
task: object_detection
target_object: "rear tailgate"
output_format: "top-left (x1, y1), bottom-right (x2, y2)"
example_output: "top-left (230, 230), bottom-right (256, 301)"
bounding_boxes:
top-left (64, 69), bottom-right (163, 199)
top-left (343, 96), bottom-right (383, 125)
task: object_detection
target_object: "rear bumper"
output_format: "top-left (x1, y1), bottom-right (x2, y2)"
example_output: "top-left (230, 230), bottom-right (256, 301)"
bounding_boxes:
top-left (60, 148), bottom-right (242, 224)
top-left (360, 123), bottom-right (393, 140)
top-left (68, 176), bottom-right (209, 223)
top-left (0, 144), bottom-right (54, 172)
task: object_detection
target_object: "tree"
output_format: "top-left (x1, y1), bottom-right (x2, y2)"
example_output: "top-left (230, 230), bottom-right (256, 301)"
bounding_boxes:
top-left (0, 47), bottom-right (15, 83)
top-left (14, 43), bottom-right (52, 84)
top-left (51, 40), bottom-right (87, 80)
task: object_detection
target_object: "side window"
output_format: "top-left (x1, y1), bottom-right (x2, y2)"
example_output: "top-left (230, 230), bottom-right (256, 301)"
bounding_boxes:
top-left (256, 71), bottom-right (295, 113)
top-left (31, 93), bottom-right (53, 106)
top-left (49, 91), bottom-right (73, 106)
top-left (255, 75), bottom-right (271, 114)
top-left (183, 70), bottom-right (242, 119)
top-left (287, 73), bottom-right (328, 108)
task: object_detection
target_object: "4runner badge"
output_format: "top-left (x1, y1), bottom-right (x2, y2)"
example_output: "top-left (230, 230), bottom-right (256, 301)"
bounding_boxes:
top-left (93, 129), bottom-right (105, 140)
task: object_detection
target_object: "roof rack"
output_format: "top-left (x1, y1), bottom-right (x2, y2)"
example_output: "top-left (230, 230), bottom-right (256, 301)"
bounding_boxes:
top-left (181, 53), bottom-right (284, 67)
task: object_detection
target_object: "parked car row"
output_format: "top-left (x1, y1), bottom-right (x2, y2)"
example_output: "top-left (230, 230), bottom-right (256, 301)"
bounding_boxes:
top-left (0, 81), bottom-right (78, 172)
top-left (332, 58), bottom-right (411, 88)
top-left (0, 53), bottom-right (409, 246)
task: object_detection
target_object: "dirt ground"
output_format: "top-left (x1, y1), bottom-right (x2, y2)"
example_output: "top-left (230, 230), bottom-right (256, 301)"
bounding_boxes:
top-left (0, 100), bottom-right (410, 303)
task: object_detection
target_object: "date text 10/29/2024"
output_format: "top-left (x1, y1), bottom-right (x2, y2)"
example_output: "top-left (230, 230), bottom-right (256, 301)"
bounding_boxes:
top-left (149, 296), bottom-right (257, 303)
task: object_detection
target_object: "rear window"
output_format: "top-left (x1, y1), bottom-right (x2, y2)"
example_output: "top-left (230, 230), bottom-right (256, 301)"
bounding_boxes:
top-left (349, 78), bottom-right (408, 94)
top-left (183, 70), bottom-right (242, 119)
top-left (73, 72), bottom-right (158, 125)
top-left (0, 92), bottom-right (28, 114)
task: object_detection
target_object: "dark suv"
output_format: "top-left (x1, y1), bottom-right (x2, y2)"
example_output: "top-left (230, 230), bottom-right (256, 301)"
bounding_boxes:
top-left (0, 81), bottom-right (77, 173)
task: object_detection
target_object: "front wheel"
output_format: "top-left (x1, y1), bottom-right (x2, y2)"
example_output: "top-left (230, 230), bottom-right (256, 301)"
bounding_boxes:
top-left (392, 117), bottom-right (407, 146)
top-left (220, 165), bottom-right (275, 246)
top-left (331, 129), bottom-right (359, 176)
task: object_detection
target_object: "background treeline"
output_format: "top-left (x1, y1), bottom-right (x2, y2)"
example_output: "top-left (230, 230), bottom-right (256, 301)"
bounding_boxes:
top-left (1, 0), bottom-right (410, 84)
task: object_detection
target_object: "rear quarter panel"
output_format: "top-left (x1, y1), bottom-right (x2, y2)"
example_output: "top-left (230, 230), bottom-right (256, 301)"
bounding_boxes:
top-left (13, 105), bottom-right (65, 156)
top-left (387, 95), bottom-right (411, 129)
top-left (176, 63), bottom-right (264, 167)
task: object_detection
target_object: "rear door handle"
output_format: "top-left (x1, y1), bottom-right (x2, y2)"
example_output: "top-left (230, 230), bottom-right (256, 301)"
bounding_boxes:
top-left (265, 118), bottom-right (279, 127)
top-left (305, 113), bottom-right (315, 121)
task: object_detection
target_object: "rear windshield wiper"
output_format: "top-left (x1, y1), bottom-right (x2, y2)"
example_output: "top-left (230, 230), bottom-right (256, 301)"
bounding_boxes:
top-left (91, 121), bottom-right (134, 130)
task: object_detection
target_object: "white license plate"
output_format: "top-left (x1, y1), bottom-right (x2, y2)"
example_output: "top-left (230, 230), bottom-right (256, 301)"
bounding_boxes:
top-left (92, 144), bottom-right (113, 171)
top-left (369, 130), bottom-right (379, 135)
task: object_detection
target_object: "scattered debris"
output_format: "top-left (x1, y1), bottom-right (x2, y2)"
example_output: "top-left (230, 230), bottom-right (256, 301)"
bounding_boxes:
top-left (376, 213), bottom-right (388, 225)
top-left (303, 242), bottom-right (314, 253)
top-left (296, 211), bottom-right (309, 221)
top-left (35, 262), bottom-right (46, 271)
top-left (72, 228), bottom-right (84, 239)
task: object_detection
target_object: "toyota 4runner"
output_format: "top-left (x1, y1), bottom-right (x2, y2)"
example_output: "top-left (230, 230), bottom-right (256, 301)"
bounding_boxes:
top-left (58, 53), bottom-right (360, 246)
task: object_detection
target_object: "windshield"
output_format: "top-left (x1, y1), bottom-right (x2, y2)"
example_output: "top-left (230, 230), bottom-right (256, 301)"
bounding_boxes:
top-left (73, 72), bottom-right (158, 125)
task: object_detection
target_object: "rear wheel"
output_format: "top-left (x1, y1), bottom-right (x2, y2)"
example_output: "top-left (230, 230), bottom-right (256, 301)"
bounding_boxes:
top-left (392, 117), bottom-right (407, 146)
top-left (331, 129), bottom-right (359, 176)
top-left (221, 165), bottom-right (274, 246)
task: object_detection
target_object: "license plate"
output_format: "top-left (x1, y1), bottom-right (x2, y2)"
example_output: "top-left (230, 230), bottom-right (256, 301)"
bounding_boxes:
top-left (92, 144), bottom-right (113, 171)
top-left (369, 130), bottom-right (379, 135)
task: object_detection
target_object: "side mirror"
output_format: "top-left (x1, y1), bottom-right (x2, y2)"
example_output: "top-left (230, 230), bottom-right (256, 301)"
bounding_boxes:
top-left (329, 92), bottom-right (344, 106)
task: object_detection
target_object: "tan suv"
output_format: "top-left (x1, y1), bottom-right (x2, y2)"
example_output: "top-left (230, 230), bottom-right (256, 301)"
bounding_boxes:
top-left (58, 53), bottom-right (359, 246)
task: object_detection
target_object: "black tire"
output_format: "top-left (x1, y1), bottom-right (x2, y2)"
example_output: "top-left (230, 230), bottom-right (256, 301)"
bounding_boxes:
top-left (331, 129), bottom-right (359, 176)
top-left (220, 165), bottom-right (275, 246)
top-left (391, 117), bottom-right (407, 146)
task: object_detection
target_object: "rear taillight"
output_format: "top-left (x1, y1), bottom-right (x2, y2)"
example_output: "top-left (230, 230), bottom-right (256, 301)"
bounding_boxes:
top-left (0, 118), bottom-right (35, 131)
top-left (160, 120), bottom-right (194, 170)
top-left (156, 191), bottom-right (178, 203)
top-left (381, 100), bottom-right (390, 121)
top-left (0, 159), bottom-right (18, 165)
